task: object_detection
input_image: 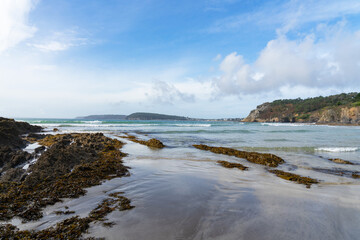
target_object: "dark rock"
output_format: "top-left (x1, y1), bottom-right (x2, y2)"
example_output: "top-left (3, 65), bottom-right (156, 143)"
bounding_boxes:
top-left (0, 117), bottom-right (42, 149)
top-left (0, 146), bottom-right (32, 170)
top-left (1, 168), bottom-right (26, 182)
top-left (34, 146), bottom-right (46, 154)
top-left (0, 133), bottom-right (129, 222)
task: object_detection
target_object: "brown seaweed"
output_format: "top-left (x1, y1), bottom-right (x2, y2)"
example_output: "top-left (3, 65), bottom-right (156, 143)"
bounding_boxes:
top-left (121, 134), bottom-right (165, 148)
top-left (193, 144), bottom-right (284, 167)
top-left (0, 133), bottom-right (129, 222)
top-left (217, 160), bottom-right (248, 170)
top-left (0, 192), bottom-right (133, 239)
top-left (328, 158), bottom-right (354, 165)
top-left (269, 169), bottom-right (319, 188)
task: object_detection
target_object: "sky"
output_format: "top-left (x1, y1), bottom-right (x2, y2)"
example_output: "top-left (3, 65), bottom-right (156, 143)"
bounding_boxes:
top-left (1, 0), bottom-right (360, 118)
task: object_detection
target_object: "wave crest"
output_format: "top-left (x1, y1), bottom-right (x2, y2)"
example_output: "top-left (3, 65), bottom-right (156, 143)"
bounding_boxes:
top-left (315, 147), bottom-right (359, 152)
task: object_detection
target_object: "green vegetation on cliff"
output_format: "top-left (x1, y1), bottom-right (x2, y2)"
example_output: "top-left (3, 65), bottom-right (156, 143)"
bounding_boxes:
top-left (243, 92), bottom-right (360, 124)
top-left (271, 92), bottom-right (360, 113)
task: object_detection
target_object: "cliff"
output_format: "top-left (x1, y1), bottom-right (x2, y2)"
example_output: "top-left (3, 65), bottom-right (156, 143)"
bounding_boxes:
top-left (243, 93), bottom-right (360, 125)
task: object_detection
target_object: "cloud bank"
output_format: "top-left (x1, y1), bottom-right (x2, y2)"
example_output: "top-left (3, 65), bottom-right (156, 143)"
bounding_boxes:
top-left (213, 21), bottom-right (360, 96)
top-left (0, 0), bottom-right (38, 53)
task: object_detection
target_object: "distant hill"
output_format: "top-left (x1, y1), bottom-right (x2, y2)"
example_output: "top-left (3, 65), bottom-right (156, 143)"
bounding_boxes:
top-left (76, 114), bottom-right (127, 120)
top-left (243, 92), bottom-right (360, 125)
top-left (77, 112), bottom-right (240, 122)
top-left (126, 112), bottom-right (189, 120)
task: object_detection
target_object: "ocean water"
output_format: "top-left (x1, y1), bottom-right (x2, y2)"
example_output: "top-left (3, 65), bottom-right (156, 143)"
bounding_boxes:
top-left (13, 119), bottom-right (360, 239)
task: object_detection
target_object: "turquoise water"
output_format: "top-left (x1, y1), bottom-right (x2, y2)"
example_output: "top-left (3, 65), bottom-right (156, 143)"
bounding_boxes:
top-left (15, 119), bottom-right (360, 239)
top-left (21, 118), bottom-right (360, 158)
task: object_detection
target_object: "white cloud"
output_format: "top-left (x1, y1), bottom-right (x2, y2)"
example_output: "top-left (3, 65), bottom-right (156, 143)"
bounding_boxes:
top-left (0, 0), bottom-right (38, 53)
top-left (32, 41), bottom-right (70, 52)
top-left (213, 22), bottom-right (360, 96)
top-left (146, 81), bottom-right (195, 105)
top-left (30, 30), bottom-right (88, 52)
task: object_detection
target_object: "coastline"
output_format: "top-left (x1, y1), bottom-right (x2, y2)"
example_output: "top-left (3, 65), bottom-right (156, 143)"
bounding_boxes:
top-left (1, 118), bottom-right (360, 239)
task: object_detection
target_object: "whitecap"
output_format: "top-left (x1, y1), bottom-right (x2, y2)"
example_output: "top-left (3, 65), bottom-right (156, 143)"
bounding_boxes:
top-left (261, 123), bottom-right (312, 127)
top-left (315, 147), bottom-right (359, 152)
top-left (81, 120), bottom-right (103, 124)
top-left (174, 124), bottom-right (211, 127)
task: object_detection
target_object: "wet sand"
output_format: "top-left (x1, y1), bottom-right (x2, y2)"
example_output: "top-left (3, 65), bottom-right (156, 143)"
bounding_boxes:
top-left (81, 139), bottom-right (360, 240)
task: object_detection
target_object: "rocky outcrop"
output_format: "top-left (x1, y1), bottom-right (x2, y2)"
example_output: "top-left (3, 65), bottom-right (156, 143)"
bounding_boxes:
top-left (243, 103), bottom-right (271, 122)
top-left (0, 118), bottom-right (43, 182)
top-left (0, 119), bottom-right (134, 239)
top-left (243, 93), bottom-right (360, 124)
top-left (0, 117), bottom-right (42, 149)
top-left (243, 104), bottom-right (360, 125)
top-left (0, 133), bottom-right (129, 222)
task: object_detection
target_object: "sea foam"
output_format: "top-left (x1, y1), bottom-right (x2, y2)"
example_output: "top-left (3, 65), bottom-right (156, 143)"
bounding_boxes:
top-left (174, 124), bottom-right (211, 127)
top-left (315, 147), bottom-right (359, 152)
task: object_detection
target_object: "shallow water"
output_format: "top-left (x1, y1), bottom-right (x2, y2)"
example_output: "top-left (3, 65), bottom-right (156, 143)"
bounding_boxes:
top-left (11, 119), bottom-right (360, 239)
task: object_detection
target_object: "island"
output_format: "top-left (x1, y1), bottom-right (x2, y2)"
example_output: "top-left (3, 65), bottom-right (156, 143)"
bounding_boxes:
top-left (125, 112), bottom-right (189, 120)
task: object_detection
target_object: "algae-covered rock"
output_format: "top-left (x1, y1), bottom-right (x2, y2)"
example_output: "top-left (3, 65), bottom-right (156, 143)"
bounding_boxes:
top-left (0, 192), bottom-right (134, 239)
top-left (121, 134), bottom-right (165, 148)
top-left (217, 160), bottom-right (248, 170)
top-left (0, 133), bottom-right (129, 222)
top-left (146, 138), bottom-right (165, 148)
top-left (269, 169), bottom-right (319, 188)
top-left (328, 158), bottom-right (354, 165)
top-left (193, 144), bottom-right (284, 167)
top-left (352, 173), bottom-right (360, 179)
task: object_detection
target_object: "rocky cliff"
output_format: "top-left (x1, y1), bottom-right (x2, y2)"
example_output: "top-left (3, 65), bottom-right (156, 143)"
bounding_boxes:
top-left (243, 93), bottom-right (360, 125)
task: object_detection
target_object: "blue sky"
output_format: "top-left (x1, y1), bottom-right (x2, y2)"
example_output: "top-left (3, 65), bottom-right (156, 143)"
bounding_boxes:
top-left (1, 0), bottom-right (360, 118)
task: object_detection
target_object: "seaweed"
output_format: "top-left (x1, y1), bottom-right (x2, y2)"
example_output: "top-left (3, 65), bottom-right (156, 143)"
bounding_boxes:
top-left (54, 210), bottom-right (75, 215)
top-left (0, 133), bottom-right (129, 222)
top-left (0, 191), bottom-right (134, 239)
top-left (193, 144), bottom-right (284, 167)
top-left (217, 160), bottom-right (248, 170)
top-left (352, 173), bottom-right (360, 179)
top-left (121, 134), bottom-right (165, 148)
top-left (268, 169), bottom-right (319, 188)
top-left (328, 158), bottom-right (354, 165)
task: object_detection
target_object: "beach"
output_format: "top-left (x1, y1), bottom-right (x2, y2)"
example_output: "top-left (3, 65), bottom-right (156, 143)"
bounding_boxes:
top-left (1, 119), bottom-right (359, 239)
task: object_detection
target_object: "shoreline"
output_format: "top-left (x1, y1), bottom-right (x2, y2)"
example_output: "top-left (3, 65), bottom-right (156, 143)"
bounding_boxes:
top-left (2, 117), bottom-right (360, 239)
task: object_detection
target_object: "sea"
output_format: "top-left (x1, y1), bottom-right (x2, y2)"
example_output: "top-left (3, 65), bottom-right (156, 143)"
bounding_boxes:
top-left (12, 119), bottom-right (360, 239)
